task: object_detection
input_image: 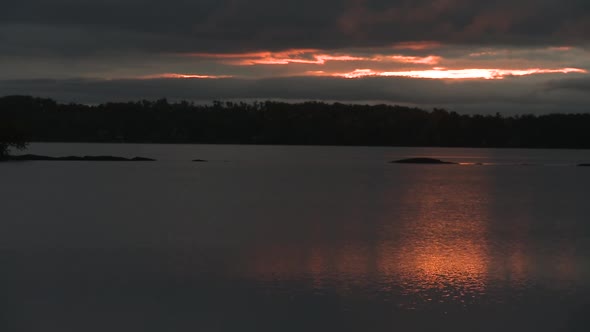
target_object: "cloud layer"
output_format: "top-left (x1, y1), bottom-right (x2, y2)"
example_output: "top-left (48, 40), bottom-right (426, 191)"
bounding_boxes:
top-left (2, 0), bottom-right (590, 56)
top-left (1, 0), bottom-right (589, 114)
top-left (2, 75), bottom-right (588, 114)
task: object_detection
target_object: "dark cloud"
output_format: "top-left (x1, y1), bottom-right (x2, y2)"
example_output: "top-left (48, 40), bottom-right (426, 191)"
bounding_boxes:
top-left (2, 76), bottom-right (588, 114)
top-left (545, 77), bottom-right (590, 92)
top-left (1, 0), bottom-right (589, 56)
top-left (2, 1), bottom-right (588, 115)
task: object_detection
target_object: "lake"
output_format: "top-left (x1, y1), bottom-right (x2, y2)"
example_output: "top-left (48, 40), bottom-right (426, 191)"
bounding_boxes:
top-left (2, 143), bottom-right (590, 331)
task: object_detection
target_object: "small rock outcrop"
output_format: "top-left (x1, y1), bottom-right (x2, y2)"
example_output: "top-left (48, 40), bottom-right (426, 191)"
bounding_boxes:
top-left (130, 157), bottom-right (156, 161)
top-left (579, 164), bottom-right (590, 167)
top-left (192, 159), bottom-right (208, 162)
top-left (392, 157), bottom-right (456, 164)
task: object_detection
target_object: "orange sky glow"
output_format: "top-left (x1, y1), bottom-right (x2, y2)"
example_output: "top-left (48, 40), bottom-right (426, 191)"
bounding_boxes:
top-left (167, 46), bottom-right (590, 80)
top-left (189, 49), bottom-right (442, 66)
top-left (330, 67), bottom-right (588, 79)
top-left (141, 67), bottom-right (587, 81)
top-left (391, 41), bottom-right (442, 50)
top-left (140, 73), bottom-right (233, 79)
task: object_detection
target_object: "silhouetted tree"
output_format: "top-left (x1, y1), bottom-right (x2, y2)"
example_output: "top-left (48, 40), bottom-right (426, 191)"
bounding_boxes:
top-left (1, 95), bottom-right (589, 149)
top-left (0, 121), bottom-right (29, 158)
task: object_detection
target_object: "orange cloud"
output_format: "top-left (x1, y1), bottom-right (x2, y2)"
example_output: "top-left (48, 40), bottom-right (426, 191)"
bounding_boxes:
top-left (469, 50), bottom-right (504, 57)
top-left (190, 50), bottom-right (367, 65)
top-left (332, 67), bottom-right (587, 79)
top-left (189, 49), bottom-right (441, 66)
top-left (189, 49), bottom-right (324, 65)
top-left (391, 41), bottom-right (442, 50)
top-left (140, 73), bottom-right (232, 79)
top-left (548, 46), bottom-right (573, 51)
top-left (385, 55), bottom-right (441, 65)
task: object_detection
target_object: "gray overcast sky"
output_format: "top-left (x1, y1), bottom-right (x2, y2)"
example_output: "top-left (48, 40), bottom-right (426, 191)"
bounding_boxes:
top-left (1, 0), bottom-right (589, 113)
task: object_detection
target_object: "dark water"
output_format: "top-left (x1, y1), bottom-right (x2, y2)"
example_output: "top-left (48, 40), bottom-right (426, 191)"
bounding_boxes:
top-left (2, 144), bottom-right (590, 331)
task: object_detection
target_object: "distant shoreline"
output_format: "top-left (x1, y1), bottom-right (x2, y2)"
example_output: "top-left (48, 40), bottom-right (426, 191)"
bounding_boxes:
top-left (0, 154), bottom-right (155, 162)
top-left (3, 96), bottom-right (590, 150)
top-left (24, 141), bottom-right (590, 151)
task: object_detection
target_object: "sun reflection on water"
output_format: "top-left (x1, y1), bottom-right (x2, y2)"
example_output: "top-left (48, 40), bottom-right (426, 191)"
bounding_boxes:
top-left (241, 167), bottom-right (582, 308)
top-left (375, 170), bottom-right (492, 306)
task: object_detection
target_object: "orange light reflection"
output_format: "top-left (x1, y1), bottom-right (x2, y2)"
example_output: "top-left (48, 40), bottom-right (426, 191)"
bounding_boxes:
top-left (239, 165), bottom-right (582, 307)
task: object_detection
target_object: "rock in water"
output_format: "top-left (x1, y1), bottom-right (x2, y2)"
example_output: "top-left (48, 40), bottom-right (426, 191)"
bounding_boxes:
top-left (131, 157), bottom-right (156, 161)
top-left (392, 157), bottom-right (456, 164)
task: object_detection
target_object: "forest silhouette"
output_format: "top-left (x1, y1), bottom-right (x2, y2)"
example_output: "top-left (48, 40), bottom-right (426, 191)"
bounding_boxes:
top-left (1, 95), bottom-right (590, 149)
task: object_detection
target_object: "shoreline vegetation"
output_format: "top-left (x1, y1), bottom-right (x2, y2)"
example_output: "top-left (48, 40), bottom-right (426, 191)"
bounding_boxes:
top-left (3, 154), bottom-right (589, 166)
top-left (1, 154), bottom-right (155, 162)
top-left (1, 95), bottom-right (590, 154)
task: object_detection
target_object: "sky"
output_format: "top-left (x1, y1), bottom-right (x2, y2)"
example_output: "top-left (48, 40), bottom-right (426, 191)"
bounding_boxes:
top-left (1, 0), bottom-right (590, 113)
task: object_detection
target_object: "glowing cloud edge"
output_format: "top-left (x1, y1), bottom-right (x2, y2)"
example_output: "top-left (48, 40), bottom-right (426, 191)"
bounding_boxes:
top-left (139, 73), bottom-right (233, 79)
top-left (328, 68), bottom-right (588, 79)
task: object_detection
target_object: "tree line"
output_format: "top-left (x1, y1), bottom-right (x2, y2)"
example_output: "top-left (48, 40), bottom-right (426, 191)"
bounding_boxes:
top-left (1, 95), bottom-right (590, 150)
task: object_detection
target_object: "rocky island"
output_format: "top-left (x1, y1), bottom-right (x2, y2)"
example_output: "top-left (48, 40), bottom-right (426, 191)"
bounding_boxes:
top-left (391, 157), bottom-right (456, 164)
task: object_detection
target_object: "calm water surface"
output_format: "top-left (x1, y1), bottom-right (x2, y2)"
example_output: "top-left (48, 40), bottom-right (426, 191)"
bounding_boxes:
top-left (2, 144), bottom-right (590, 331)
